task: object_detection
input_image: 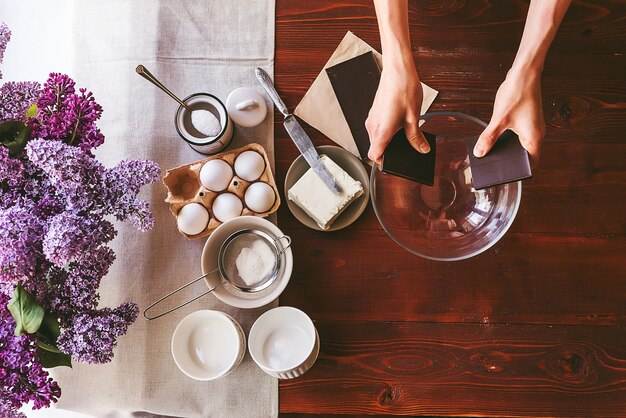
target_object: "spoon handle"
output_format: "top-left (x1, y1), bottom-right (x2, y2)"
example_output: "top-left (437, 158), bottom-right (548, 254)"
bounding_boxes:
top-left (135, 64), bottom-right (192, 111)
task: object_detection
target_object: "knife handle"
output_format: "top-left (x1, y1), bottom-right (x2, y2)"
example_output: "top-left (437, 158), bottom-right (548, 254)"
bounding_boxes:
top-left (255, 68), bottom-right (290, 117)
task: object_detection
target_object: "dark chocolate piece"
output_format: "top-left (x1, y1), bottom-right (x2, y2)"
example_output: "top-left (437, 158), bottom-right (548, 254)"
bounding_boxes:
top-left (465, 129), bottom-right (532, 190)
top-left (325, 51), bottom-right (381, 160)
top-left (381, 131), bottom-right (437, 186)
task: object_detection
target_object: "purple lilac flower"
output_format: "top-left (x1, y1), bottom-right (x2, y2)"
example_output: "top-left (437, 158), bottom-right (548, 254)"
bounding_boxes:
top-left (29, 73), bottom-right (104, 153)
top-left (0, 81), bottom-right (41, 123)
top-left (0, 145), bottom-right (24, 186)
top-left (0, 147), bottom-right (25, 209)
top-left (43, 213), bottom-right (116, 266)
top-left (25, 138), bottom-right (106, 212)
top-left (0, 205), bottom-right (46, 284)
top-left (56, 302), bottom-right (138, 364)
top-left (0, 292), bottom-right (61, 415)
top-left (26, 139), bottom-right (160, 228)
top-left (105, 160), bottom-right (161, 231)
top-left (47, 246), bottom-right (116, 321)
top-left (0, 22), bottom-right (10, 79)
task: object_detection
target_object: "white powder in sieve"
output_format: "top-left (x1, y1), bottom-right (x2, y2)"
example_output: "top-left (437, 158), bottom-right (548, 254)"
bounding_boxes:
top-left (191, 109), bottom-right (221, 137)
top-left (234, 239), bottom-right (276, 287)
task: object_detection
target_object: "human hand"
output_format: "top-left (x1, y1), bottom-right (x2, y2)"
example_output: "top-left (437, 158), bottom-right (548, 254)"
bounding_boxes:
top-left (474, 66), bottom-right (546, 167)
top-left (366, 60), bottom-right (429, 165)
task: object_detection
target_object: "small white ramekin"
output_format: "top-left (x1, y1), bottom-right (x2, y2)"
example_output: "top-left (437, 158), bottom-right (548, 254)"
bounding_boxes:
top-left (248, 306), bottom-right (319, 379)
top-left (171, 310), bottom-right (245, 381)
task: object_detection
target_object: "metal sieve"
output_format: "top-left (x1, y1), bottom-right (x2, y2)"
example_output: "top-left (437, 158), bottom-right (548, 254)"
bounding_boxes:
top-left (144, 229), bottom-right (291, 320)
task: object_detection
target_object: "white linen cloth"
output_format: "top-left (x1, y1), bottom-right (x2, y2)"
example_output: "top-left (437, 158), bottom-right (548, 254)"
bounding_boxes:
top-left (1, 1), bottom-right (278, 417)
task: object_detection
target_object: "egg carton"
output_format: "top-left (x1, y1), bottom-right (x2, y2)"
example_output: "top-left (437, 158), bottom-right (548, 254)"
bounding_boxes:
top-left (163, 143), bottom-right (281, 240)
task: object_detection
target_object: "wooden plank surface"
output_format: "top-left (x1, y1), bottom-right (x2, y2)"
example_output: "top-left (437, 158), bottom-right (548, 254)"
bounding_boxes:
top-left (274, 0), bottom-right (626, 415)
top-left (280, 322), bottom-right (626, 417)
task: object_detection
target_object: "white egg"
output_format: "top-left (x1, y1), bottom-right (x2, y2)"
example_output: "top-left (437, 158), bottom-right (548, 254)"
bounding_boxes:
top-left (200, 159), bottom-right (233, 192)
top-left (212, 193), bottom-right (243, 223)
top-left (177, 203), bottom-right (210, 236)
top-left (244, 182), bottom-right (276, 213)
top-left (234, 150), bottom-right (265, 182)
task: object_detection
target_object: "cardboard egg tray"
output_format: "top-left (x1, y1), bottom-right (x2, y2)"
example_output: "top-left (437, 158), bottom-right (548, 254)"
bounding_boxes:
top-left (163, 143), bottom-right (281, 240)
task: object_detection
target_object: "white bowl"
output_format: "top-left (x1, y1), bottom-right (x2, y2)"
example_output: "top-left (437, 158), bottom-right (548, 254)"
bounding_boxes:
top-left (201, 216), bottom-right (293, 309)
top-left (248, 306), bottom-right (319, 379)
top-left (171, 310), bottom-right (245, 381)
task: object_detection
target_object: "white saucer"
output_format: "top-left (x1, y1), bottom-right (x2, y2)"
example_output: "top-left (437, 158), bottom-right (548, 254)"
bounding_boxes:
top-left (201, 216), bottom-right (293, 308)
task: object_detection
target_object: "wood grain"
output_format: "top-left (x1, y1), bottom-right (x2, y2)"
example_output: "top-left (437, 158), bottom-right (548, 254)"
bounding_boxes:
top-left (274, 0), bottom-right (626, 415)
top-left (280, 321), bottom-right (626, 417)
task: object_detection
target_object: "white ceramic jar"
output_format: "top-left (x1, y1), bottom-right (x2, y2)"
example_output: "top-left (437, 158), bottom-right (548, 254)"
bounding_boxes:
top-left (175, 93), bottom-right (234, 155)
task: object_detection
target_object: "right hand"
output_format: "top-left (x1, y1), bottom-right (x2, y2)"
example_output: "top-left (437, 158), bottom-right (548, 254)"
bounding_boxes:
top-left (365, 58), bottom-right (429, 165)
top-left (474, 65), bottom-right (546, 167)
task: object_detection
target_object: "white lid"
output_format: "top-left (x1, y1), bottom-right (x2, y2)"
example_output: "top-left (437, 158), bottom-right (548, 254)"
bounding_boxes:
top-left (226, 87), bottom-right (268, 128)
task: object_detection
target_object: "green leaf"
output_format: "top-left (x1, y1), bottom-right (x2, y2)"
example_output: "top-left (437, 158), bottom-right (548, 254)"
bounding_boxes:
top-left (38, 311), bottom-right (61, 343)
top-left (37, 339), bottom-right (63, 354)
top-left (38, 347), bottom-right (72, 369)
top-left (0, 120), bottom-right (32, 157)
top-left (36, 311), bottom-right (63, 353)
top-left (25, 103), bottom-right (38, 119)
top-left (7, 284), bottom-right (45, 336)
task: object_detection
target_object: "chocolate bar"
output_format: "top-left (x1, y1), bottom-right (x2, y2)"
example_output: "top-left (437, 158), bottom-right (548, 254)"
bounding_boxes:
top-left (325, 51), bottom-right (381, 160)
top-left (465, 130), bottom-right (532, 190)
top-left (382, 131), bottom-right (437, 186)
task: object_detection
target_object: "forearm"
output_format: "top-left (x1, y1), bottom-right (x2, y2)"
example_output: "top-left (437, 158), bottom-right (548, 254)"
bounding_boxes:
top-left (512, 0), bottom-right (572, 75)
top-left (373, 0), bottom-right (414, 69)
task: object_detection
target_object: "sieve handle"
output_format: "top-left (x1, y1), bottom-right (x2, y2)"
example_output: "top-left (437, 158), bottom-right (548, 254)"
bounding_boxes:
top-left (143, 269), bottom-right (219, 320)
top-left (275, 235), bottom-right (292, 255)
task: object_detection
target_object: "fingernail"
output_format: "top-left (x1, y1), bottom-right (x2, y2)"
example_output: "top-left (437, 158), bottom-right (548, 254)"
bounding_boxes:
top-left (419, 141), bottom-right (431, 154)
top-left (473, 145), bottom-right (484, 157)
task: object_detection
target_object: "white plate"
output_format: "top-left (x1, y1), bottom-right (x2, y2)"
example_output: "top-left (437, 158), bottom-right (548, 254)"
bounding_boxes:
top-left (201, 216), bottom-right (293, 308)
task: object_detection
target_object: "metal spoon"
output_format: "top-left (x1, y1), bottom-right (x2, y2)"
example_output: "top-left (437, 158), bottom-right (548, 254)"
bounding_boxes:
top-left (135, 64), bottom-right (192, 112)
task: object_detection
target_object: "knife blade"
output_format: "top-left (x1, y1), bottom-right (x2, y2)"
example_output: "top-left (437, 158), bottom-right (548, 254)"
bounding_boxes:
top-left (255, 68), bottom-right (342, 195)
top-left (283, 115), bottom-right (342, 194)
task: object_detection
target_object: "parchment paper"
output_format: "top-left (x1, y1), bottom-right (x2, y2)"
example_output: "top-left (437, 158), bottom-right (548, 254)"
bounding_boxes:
top-left (294, 31), bottom-right (438, 159)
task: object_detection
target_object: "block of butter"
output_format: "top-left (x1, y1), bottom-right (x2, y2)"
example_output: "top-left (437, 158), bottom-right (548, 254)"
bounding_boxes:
top-left (288, 155), bottom-right (363, 229)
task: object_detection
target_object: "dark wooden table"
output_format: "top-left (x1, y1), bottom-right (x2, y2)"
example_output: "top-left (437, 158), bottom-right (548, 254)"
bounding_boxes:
top-left (273, 1), bottom-right (626, 416)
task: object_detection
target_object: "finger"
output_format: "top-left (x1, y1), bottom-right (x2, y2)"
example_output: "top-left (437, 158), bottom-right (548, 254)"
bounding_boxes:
top-left (405, 120), bottom-right (430, 154)
top-left (474, 121), bottom-right (507, 158)
top-left (367, 138), bottom-right (389, 166)
top-left (518, 130), bottom-right (543, 169)
top-left (366, 118), bottom-right (396, 165)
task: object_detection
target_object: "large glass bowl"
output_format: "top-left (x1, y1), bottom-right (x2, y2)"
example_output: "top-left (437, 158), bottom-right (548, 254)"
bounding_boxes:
top-left (370, 111), bottom-right (521, 261)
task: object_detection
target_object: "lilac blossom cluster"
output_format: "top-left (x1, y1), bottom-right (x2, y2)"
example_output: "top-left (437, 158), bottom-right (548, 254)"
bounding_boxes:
top-left (29, 73), bottom-right (105, 153)
top-left (0, 290), bottom-right (61, 417)
top-left (0, 23), bottom-right (40, 123)
top-left (0, 22), bottom-right (9, 79)
top-left (0, 81), bottom-right (41, 123)
top-left (0, 140), bottom-right (159, 361)
top-left (1, 22), bottom-right (160, 413)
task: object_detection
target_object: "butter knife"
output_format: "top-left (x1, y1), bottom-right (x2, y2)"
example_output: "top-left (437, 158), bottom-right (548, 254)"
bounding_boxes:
top-left (255, 68), bottom-right (342, 194)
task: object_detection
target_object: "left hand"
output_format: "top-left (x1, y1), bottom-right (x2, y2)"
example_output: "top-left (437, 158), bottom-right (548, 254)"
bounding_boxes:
top-left (473, 65), bottom-right (546, 167)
